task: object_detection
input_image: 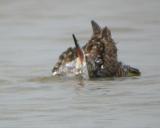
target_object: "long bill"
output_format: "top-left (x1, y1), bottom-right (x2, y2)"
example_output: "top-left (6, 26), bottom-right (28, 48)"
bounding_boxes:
top-left (72, 34), bottom-right (84, 64)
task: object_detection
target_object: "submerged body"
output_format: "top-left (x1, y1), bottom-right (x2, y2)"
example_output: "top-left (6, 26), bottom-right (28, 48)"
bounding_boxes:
top-left (52, 21), bottom-right (141, 78)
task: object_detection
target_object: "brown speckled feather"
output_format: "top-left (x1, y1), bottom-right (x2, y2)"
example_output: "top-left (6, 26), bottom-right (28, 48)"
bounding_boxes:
top-left (52, 20), bottom-right (140, 77)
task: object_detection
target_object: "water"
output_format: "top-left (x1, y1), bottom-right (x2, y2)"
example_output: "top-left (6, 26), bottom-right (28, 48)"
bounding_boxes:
top-left (0, 0), bottom-right (160, 127)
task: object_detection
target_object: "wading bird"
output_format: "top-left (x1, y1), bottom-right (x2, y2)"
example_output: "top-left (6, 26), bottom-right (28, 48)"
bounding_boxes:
top-left (52, 20), bottom-right (141, 79)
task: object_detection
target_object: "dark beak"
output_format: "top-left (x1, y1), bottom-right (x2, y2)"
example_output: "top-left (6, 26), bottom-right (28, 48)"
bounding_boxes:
top-left (72, 34), bottom-right (84, 64)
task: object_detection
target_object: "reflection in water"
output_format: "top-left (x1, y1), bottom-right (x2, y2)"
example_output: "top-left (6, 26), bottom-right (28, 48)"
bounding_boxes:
top-left (28, 76), bottom-right (60, 83)
top-left (0, 0), bottom-right (160, 127)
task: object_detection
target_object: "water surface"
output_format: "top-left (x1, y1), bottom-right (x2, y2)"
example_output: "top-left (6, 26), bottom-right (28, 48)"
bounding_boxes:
top-left (0, 0), bottom-right (160, 128)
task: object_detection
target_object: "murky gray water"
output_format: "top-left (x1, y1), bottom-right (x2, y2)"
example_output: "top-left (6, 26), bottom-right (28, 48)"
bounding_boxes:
top-left (0, 0), bottom-right (160, 127)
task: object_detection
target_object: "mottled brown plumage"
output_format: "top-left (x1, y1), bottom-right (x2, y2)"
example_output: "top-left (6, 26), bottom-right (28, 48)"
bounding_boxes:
top-left (52, 20), bottom-right (140, 78)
